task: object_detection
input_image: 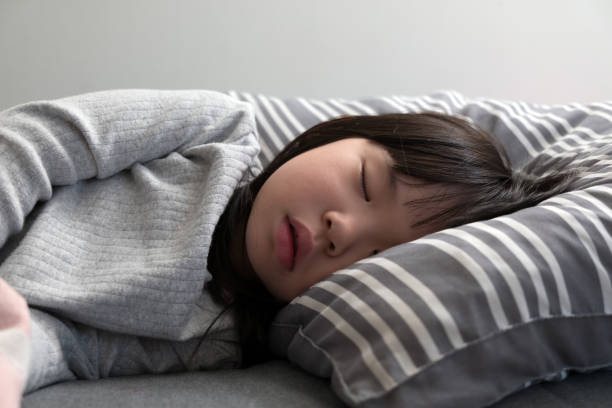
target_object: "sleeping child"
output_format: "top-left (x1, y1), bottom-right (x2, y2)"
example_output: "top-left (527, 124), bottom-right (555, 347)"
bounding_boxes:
top-left (0, 90), bottom-right (577, 406)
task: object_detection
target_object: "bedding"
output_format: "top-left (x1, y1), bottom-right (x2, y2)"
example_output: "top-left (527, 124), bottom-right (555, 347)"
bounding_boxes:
top-left (228, 90), bottom-right (612, 407)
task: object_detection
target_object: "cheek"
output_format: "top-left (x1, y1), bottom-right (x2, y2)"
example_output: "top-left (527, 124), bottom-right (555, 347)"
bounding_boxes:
top-left (244, 189), bottom-right (275, 275)
top-left (244, 211), bottom-right (262, 276)
top-left (298, 171), bottom-right (343, 206)
top-left (291, 154), bottom-right (343, 190)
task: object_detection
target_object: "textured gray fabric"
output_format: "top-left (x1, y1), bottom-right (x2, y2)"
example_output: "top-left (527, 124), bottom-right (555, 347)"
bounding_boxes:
top-left (21, 360), bottom-right (612, 408)
top-left (229, 91), bottom-right (612, 407)
top-left (0, 90), bottom-right (260, 392)
top-left (493, 369), bottom-right (612, 408)
top-left (22, 360), bottom-right (345, 408)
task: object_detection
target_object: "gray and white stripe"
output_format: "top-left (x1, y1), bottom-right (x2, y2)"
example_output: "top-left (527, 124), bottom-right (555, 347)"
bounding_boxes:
top-left (267, 91), bottom-right (612, 406)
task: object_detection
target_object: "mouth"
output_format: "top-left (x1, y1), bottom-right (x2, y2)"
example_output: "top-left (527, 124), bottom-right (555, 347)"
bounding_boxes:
top-left (276, 216), bottom-right (296, 271)
top-left (289, 223), bottom-right (298, 260)
top-left (288, 217), bottom-right (313, 267)
top-left (275, 216), bottom-right (313, 272)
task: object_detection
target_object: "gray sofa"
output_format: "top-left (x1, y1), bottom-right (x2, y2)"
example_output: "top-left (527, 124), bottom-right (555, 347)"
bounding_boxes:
top-left (22, 360), bottom-right (612, 408)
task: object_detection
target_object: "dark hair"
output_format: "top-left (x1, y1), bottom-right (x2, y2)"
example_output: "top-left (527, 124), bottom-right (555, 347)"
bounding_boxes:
top-left (206, 112), bottom-right (579, 366)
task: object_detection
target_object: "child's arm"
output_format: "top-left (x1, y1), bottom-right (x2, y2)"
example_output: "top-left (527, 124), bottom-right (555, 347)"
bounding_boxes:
top-left (0, 89), bottom-right (256, 248)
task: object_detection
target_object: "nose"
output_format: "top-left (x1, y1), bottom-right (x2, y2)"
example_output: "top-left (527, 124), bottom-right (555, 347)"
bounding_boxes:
top-left (323, 210), bottom-right (362, 257)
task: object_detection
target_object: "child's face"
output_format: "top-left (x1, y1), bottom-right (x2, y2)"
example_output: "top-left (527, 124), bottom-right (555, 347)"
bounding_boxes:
top-left (245, 138), bottom-right (447, 302)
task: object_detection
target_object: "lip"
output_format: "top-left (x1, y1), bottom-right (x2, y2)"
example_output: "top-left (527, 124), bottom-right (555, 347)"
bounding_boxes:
top-left (275, 216), bottom-right (295, 271)
top-left (288, 216), bottom-right (313, 268)
top-left (275, 216), bottom-right (314, 272)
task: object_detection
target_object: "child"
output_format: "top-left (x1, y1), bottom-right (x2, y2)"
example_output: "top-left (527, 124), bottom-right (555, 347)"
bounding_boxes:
top-left (206, 109), bottom-right (578, 366)
top-left (0, 90), bottom-right (576, 402)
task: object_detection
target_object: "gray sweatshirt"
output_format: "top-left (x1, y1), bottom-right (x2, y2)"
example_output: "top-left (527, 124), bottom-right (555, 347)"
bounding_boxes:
top-left (0, 90), bottom-right (260, 391)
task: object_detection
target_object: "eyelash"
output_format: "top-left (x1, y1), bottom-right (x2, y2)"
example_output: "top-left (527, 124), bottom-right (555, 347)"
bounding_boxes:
top-left (361, 162), bottom-right (378, 257)
top-left (361, 161), bottom-right (370, 202)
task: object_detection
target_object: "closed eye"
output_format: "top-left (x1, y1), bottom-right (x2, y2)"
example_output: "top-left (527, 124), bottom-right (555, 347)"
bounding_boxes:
top-left (361, 160), bottom-right (370, 202)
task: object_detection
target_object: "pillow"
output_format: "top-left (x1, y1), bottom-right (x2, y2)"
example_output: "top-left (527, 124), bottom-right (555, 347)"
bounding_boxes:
top-left (227, 90), bottom-right (612, 407)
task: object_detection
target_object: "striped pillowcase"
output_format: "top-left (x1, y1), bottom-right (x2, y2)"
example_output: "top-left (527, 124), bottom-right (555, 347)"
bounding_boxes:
top-left (227, 91), bottom-right (612, 408)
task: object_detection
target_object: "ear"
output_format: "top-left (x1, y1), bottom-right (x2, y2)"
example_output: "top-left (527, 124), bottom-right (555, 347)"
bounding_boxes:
top-left (221, 288), bottom-right (235, 303)
top-left (204, 280), bottom-right (234, 304)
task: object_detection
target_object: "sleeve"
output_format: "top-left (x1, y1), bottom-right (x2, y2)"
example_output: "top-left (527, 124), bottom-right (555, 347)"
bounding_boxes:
top-left (25, 308), bottom-right (239, 394)
top-left (0, 89), bottom-right (257, 248)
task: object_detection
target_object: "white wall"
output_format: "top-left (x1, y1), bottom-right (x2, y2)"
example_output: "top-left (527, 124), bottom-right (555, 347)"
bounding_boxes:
top-left (1, 0), bottom-right (611, 110)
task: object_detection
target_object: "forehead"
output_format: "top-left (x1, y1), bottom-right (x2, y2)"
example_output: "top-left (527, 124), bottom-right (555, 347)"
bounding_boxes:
top-left (317, 137), bottom-right (392, 160)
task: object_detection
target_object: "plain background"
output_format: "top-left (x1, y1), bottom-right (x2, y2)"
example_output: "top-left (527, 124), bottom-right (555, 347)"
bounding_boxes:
top-left (1, 0), bottom-right (611, 110)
